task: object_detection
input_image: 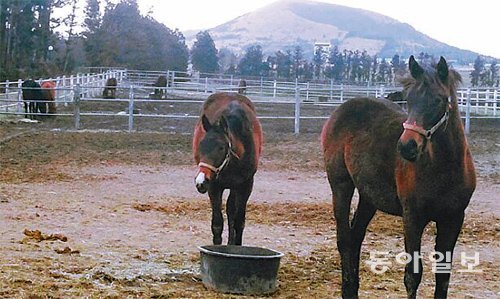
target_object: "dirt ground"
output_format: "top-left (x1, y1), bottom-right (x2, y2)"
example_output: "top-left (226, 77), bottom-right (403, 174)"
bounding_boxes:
top-left (0, 117), bottom-right (498, 298)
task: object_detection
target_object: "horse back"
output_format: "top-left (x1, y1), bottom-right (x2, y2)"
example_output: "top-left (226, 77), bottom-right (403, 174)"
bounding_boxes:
top-left (21, 80), bottom-right (43, 100)
top-left (193, 92), bottom-right (263, 167)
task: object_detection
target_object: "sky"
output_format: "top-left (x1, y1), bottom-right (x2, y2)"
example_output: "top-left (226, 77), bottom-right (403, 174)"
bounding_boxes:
top-left (136, 0), bottom-right (499, 59)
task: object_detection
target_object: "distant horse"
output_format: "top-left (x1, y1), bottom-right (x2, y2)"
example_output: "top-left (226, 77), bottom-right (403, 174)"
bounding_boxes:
top-left (238, 79), bottom-right (247, 94)
top-left (102, 77), bottom-right (117, 99)
top-left (153, 75), bottom-right (167, 99)
top-left (321, 56), bottom-right (475, 298)
top-left (21, 80), bottom-right (46, 119)
top-left (192, 92), bottom-right (263, 245)
top-left (41, 81), bottom-right (57, 116)
top-left (385, 91), bottom-right (404, 102)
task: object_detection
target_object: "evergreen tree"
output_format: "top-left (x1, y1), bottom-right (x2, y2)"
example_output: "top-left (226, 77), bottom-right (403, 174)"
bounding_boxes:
top-left (489, 61), bottom-right (498, 87)
top-left (274, 50), bottom-right (292, 79)
top-left (470, 56), bottom-right (484, 87)
top-left (191, 30), bottom-right (218, 73)
top-left (360, 51), bottom-right (372, 82)
top-left (83, 0), bottom-right (102, 67)
top-left (313, 46), bottom-right (324, 79)
top-left (85, 0), bottom-right (188, 71)
top-left (62, 0), bottom-right (79, 73)
top-left (350, 50), bottom-right (361, 82)
top-left (292, 45), bottom-right (304, 79)
top-left (327, 46), bottom-right (344, 81)
top-left (238, 45), bottom-right (264, 77)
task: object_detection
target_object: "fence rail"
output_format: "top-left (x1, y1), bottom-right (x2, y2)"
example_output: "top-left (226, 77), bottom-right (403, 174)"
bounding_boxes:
top-left (1, 69), bottom-right (498, 134)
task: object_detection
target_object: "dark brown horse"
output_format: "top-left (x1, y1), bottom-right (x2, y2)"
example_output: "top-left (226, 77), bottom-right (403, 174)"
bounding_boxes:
top-left (102, 77), bottom-right (117, 99)
top-left (321, 56), bottom-right (476, 298)
top-left (192, 92), bottom-right (263, 245)
top-left (153, 75), bottom-right (167, 99)
top-left (22, 79), bottom-right (46, 119)
top-left (237, 79), bottom-right (247, 94)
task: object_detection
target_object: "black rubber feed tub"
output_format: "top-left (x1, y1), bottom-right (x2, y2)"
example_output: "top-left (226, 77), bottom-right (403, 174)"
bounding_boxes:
top-left (199, 245), bottom-right (284, 295)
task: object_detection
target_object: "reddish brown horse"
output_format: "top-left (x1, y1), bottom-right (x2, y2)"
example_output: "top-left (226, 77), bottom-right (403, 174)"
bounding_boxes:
top-left (41, 81), bottom-right (57, 115)
top-left (192, 92), bottom-right (263, 245)
top-left (321, 56), bottom-right (475, 298)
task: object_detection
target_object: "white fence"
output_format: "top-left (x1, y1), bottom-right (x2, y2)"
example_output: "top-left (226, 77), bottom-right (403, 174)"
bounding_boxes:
top-left (0, 69), bottom-right (498, 134)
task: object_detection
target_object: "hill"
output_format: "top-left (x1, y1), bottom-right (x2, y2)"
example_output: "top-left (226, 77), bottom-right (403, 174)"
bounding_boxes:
top-left (185, 0), bottom-right (479, 62)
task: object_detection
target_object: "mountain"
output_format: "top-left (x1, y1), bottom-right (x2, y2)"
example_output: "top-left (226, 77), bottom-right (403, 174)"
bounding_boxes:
top-left (185, 0), bottom-right (479, 62)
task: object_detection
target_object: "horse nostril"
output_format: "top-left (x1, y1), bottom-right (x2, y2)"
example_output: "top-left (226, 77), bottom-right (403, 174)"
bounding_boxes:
top-left (397, 139), bottom-right (419, 162)
top-left (196, 183), bottom-right (208, 194)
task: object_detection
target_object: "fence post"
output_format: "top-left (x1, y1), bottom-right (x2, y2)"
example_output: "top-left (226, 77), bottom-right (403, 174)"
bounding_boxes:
top-left (494, 89), bottom-right (498, 116)
top-left (294, 86), bottom-right (301, 134)
top-left (330, 79), bottom-right (333, 101)
top-left (379, 84), bottom-right (385, 98)
top-left (5, 80), bottom-right (9, 112)
top-left (340, 84), bottom-right (344, 102)
top-left (17, 79), bottom-right (23, 113)
top-left (204, 77), bottom-right (208, 93)
top-left (74, 84), bottom-right (81, 130)
top-left (306, 82), bottom-right (310, 102)
top-left (260, 77), bottom-right (263, 96)
top-left (128, 85), bottom-right (134, 132)
top-left (485, 89), bottom-right (490, 115)
top-left (465, 88), bottom-right (471, 135)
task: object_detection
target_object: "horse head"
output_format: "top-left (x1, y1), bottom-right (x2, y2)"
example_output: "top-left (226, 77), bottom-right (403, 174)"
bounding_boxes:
top-left (195, 114), bottom-right (236, 193)
top-left (397, 55), bottom-right (460, 162)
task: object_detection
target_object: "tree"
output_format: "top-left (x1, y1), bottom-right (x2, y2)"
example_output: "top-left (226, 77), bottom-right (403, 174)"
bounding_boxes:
top-left (84, 0), bottom-right (188, 71)
top-left (62, 0), bottom-right (79, 73)
top-left (326, 46), bottom-right (344, 81)
top-left (489, 61), bottom-right (498, 87)
top-left (238, 45), bottom-right (264, 77)
top-left (83, 0), bottom-right (102, 67)
top-left (312, 46), bottom-right (324, 79)
top-left (274, 50), bottom-right (292, 79)
top-left (0, 0), bottom-right (66, 80)
top-left (470, 56), bottom-right (484, 87)
top-left (191, 31), bottom-right (218, 73)
top-left (292, 45), bottom-right (304, 79)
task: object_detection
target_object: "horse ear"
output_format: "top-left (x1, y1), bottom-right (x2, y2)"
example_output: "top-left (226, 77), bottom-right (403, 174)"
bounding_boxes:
top-left (201, 115), bottom-right (211, 132)
top-left (219, 115), bottom-right (229, 134)
top-left (437, 56), bottom-right (449, 83)
top-left (409, 55), bottom-right (424, 79)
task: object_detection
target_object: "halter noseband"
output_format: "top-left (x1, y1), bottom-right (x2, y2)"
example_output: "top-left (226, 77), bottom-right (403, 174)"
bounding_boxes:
top-left (402, 97), bottom-right (451, 140)
top-left (198, 137), bottom-right (237, 178)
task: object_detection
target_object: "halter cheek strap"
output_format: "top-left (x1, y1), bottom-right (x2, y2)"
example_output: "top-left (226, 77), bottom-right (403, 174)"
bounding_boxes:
top-left (403, 97), bottom-right (451, 140)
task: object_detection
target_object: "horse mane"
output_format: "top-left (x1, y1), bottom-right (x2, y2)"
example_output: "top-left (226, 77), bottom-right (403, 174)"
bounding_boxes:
top-left (225, 102), bottom-right (253, 138)
top-left (400, 61), bottom-right (462, 99)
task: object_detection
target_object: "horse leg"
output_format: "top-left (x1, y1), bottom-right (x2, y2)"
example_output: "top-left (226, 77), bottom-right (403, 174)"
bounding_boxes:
top-left (228, 178), bottom-right (253, 245)
top-left (331, 179), bottom-right (357, 298)
top-left (402, 213), bottom-right (428, 299)
top-left (30, 102), bottom-right (35, 119)
top-left (434, 213), bottom-right (465, 299)
top-left (350, 197), bottom-right (376, 278)
top-left (226, 189), bottom-right (237, 244)
top-left (208, 186), bottom-right (224, 245)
